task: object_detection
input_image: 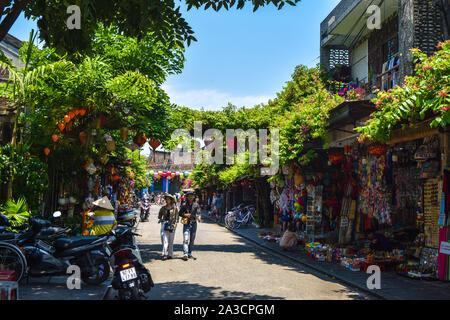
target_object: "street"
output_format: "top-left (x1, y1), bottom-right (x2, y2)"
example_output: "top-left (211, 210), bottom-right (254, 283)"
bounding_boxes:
top-left (18, 205), bottom-right (370, 300)
top-left (138, 205), bottom-right (370, 300)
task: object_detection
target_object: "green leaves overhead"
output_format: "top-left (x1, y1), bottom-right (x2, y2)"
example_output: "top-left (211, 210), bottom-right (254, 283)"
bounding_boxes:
top-left (357, 41), bottom-right (450, 143)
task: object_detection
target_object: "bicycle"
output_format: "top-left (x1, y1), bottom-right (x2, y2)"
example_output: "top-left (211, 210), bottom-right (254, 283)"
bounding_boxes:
top-left (225, 206), bottom-right (255, 229)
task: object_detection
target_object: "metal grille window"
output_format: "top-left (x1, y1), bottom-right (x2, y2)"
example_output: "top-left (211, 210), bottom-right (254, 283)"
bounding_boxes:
top-left (414, 0), bottom-right (443, 56)
top-left (329, 48), bottom-right (349, 69)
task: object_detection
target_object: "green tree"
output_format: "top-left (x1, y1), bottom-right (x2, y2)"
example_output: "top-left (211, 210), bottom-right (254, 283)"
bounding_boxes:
top-left (0, 0), bottom-right (301, 53)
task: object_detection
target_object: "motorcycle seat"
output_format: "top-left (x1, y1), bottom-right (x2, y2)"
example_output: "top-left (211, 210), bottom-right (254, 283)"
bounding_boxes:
top-left (55, 236), bottom-right (101, 250)
top-left (0, 232), bottom-right (16, 241)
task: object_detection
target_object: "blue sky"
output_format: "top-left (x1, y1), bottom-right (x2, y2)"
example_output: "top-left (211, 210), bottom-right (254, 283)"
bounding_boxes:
top-left (9, 0), bottom-right (341, 111)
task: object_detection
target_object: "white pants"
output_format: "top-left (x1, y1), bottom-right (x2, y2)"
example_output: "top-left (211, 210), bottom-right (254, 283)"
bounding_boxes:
top-left (161, 223), bottom-right (175, 257)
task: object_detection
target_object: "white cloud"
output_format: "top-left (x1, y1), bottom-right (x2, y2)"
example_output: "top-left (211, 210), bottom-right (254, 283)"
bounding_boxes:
top-left (162, 85), bottom-right (273, 111)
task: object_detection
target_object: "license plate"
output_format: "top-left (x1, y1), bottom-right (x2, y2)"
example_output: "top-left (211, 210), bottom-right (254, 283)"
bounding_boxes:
top-left (120, 267), bottom-right (137, 282)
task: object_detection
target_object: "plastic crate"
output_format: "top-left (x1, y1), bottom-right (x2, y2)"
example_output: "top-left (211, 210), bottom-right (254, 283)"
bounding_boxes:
top-left (0, 270), bottom-right (18, 300)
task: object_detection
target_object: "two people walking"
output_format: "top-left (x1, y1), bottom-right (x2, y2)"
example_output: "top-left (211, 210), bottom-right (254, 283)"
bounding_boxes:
top-left (158, 190), bottom-right (201, 261)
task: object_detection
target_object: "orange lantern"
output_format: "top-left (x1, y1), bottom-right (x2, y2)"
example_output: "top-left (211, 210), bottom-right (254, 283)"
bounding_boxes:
top-left (74, 109), bottom-right (80, 116)
top-left (52, 134), bottom-right (59, 143)
top-left (64, 115), bottom-right (71, 123)
top-left (79, 109), bottom-right (86, 116)
top-left (44, 147), bottom-right (50, 156)
top-left (68, 111), bottom-right (75, 120)
top-left (58, 123), bottom-right (65, 131)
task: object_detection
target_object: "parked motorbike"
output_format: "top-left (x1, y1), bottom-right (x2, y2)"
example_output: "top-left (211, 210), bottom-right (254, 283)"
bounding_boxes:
top-left (0, 212), bottom-right (111, 284)
top-left (117, 205), bottom-right (138, 227)
top-left (140, 198), bottom-right (151, 222)
top-left (104, 226), bottom-right (154, 300)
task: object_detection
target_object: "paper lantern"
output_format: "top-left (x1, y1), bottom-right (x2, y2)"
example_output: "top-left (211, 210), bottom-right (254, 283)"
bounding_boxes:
top-left (175, 172), bottom-right (180, 176)
top-left (153, 173), bottom-right (158, 178)
top-left (79, 109), bottom-right (86, 116)
top-left (120, 127), bottom-right (129, 141)
top-left (134, 133), bottom-right (147, 147)
top-left (68, 111), bottom-right (75, 120)
top-left (52, 134), bottom-right (59, 143)
top-left (171, 173), bottom-right (176, 177)
top-left (329, 152), bottom-right (344, 164)
top-left (167, 171), bottom-right (172, 176)
top-left (79, 131), bottom-right (87, 146)
top-left (94, 118), bottom-right (101, 129)
top-left (74, 109), bottom-right (80, 116)
top-left (58, 123), bottom-right (65, 131)
top-left (185, 172), bottom-right (190, 176)
top-left (301, 215), bottom-right (307, 223)
top-left (158, 171), bottom-right (163, 176)
top-left (44, 147), bottom-right (50, 156)
top-left (149, 139), bottom-right (161, 150)
top-left (162, 173), bottom-right (167, 178)
top-left (149, 170), bottom-right (154, 175)
top-left (64, 115), bottom-right (71, 123)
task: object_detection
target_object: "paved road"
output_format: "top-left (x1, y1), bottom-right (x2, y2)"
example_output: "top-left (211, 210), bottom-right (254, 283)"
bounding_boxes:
top-left (17, 205), bottom-right (370, 300)
top-left (140, 205), bottom-right (369, 300)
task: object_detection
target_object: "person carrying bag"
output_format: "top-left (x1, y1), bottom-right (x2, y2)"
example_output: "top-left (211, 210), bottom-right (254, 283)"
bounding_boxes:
top-left (158, 193), bottom-right (179, 260)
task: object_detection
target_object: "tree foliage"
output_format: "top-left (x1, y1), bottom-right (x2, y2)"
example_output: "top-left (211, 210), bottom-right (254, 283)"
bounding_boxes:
top-left (357, 41), bottom-right (450, 143)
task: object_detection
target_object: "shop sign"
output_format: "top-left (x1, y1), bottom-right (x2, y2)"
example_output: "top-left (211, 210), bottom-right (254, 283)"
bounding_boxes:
top-left (439, 241), bottom-right (450, 256)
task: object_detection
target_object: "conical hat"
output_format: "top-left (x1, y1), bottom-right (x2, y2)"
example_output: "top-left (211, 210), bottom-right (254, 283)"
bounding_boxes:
top-left (92, 196), bottom-right (114, 211)
top-left (163, 193), bottom-right (176, 202)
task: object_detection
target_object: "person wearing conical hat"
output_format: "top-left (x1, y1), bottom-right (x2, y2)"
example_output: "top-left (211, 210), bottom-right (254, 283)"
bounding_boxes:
top-left (90, 196), bottom-right (117, 235)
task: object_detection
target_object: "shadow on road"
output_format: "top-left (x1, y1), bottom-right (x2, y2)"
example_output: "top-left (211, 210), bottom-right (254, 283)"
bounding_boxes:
top-left (149, 280), bottom-right (283, 300)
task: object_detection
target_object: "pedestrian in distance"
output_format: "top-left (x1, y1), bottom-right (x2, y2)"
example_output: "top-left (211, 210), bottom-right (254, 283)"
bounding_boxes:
top-left (158, 193), bottom-right (179, 261)
top-left (179, 190), bottom-right (202, 261)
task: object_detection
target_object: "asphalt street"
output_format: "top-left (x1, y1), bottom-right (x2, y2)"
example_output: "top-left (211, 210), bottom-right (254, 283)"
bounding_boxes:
top-left (18, 205), bottom-right (370, 300)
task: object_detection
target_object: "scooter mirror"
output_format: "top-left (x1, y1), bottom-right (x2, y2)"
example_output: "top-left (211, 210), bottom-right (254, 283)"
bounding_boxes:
top-left (53, 211), bottom-right (62, 218)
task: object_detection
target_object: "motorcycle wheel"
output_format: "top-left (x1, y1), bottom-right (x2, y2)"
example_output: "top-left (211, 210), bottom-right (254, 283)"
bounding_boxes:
top-left (81, 255), bottom-right (110, 285)
top-left (119, 285), bottom-right (141, 300)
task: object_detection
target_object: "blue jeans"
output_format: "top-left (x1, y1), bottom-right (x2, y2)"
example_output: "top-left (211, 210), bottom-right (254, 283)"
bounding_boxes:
top-left (183, 223), bottom-right (197, 255)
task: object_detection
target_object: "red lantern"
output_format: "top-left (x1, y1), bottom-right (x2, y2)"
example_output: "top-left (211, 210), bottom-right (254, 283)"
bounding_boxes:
top-left (134, 134), bottom-right (147, 147)
top-left (68, 111), bottom-right (75, 120)
top-left (149, 139), bottom-right (161, 150)
top-left (64, 115), bottom-right (71, 123)
top-left (74, 109), bottom-right (80, 116)
top-left (58, 123), bottom-right (65, 131)
top-left (44, 148), bottom-right (50, 156)
top-left (52, 134), bottom-right (59, 143)
top-left (79, 109), bottom-right (86, 116)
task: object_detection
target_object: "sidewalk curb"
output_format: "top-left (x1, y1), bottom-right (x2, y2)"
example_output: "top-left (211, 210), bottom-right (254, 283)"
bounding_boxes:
top-left (201, 213), bottom-right (385, 300)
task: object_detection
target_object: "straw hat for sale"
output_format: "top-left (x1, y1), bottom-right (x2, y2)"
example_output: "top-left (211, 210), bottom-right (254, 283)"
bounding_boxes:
top-left (92, 196), bottom-right (114, 211)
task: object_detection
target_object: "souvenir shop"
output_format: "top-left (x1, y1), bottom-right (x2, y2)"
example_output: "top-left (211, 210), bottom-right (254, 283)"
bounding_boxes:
top-left (267, 131), bottom-right (448, 280)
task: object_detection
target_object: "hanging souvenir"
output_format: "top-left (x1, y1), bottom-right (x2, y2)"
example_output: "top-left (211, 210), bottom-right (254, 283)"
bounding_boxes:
top-left (44, 147), bottom-right (50, 156)
top-left (58, 123), bottom-right (65, 131)
top-left (52, 134), bottom-right (59, 143)
top-left (120, 127), bottom-right (129, 141)
top-left (86, 164), bottom-right (97, 175)
top-left (64, 115), bottom-right (71, 123)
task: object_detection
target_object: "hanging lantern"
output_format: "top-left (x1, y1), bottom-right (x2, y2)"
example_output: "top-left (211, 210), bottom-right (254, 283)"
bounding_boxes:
top-left (79, 131), bottom-right (87, 146)
top-left (79, 109), bottom-right (86, 116)
top-left (167, 171), bottom-right (172, 176)
top-left (68, 111), bottom-right (75, 120)
top-left (294, 173), bottom-right (304, 186)
top-left (64, 115), bottom-right (71, 123)
top-left (171, 173), bottom-right (176, 177)
top-left (185, 171), bottom-right (190, 177)
top-left (329, 152), bottom-right (344, 164)
top-left (94, 118), bottom-right (101, 129)
top-left (162, 173), bottom-right (167, 178)
top-left (369, 143), bottom-right (388, 157)
top-left (52, 134), bottom-right (59, 143)
top-left (149, 139), bottom-right (161, 150)
top-left (149, 170), bottom-right (155, 176)
top-left (74, 109), bottom-right (80, 116)
top-left (58, 123), bottom-right (65, 131)
top-left (134, 133), bottom-right (147, 147)
top-left (120, 127), bottom-right (129, 141)
top-left (44, 147), bottom-right (50, 156)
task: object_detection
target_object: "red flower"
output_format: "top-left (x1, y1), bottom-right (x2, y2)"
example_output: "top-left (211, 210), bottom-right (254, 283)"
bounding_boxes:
top-left (439, 91), bottom-right (448, 97)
